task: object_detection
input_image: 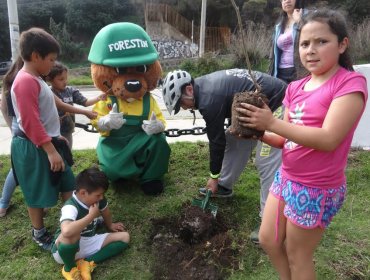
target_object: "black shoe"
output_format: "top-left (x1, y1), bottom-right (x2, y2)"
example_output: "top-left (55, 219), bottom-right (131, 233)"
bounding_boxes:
top-left (141, 180), bottom-right (164, 195)
top-left (199, 185), bottom-right (233, 198)
top-left (32, 228), bottom-right (53, 251)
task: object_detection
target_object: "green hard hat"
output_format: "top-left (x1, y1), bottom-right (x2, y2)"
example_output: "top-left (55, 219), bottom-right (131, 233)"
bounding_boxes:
top-left (88, 22), bottom-right (158, 67)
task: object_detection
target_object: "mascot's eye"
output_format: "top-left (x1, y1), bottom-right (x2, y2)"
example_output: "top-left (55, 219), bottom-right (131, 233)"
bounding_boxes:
top-left (116, 65), bottom-right (147, 74)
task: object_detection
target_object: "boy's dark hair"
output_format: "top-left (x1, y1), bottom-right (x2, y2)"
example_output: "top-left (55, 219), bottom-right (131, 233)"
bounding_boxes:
top-left (19, 27), bottom-right (60, 61)
top-left (47, 61), bottom-right (68, 80)
top-left (75, 167), bottom-right (109, 193)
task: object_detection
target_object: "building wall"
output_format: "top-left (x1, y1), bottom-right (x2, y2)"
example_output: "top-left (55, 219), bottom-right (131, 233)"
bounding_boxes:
top-left (352, 64), bottom-right (370, 148)
top-left (147, 21), bottom-right (199, 59)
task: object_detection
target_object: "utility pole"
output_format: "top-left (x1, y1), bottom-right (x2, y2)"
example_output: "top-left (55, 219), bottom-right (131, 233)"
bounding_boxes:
top-left (7, 0), bottom-right (20, 61)
top-left (199, 0), bottom-right (207, 57)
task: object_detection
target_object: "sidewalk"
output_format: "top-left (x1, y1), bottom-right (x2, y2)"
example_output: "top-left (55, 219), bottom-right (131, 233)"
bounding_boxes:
top-left (0, 88), bottom-right (208, 155)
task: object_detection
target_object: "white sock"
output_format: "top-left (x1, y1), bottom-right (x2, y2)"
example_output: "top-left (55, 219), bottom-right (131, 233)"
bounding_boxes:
top-left (33, 227), bottom-right (46, 237)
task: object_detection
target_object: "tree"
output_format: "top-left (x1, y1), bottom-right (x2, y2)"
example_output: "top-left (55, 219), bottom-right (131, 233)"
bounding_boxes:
top-left (17, 0), bottom-right (66, 31)
top-left (0, 7), bottom-right (10, 60)
top-left (242, 0), bottom-right (268, 23)
top-left (65, 0), bottom-right (140, 42)
top-left (0, 0), bottom-right (368, 62)
top-left (49, 18), bottom-right (84, 62)
top-left (335, 0), bottom-right (370, 24)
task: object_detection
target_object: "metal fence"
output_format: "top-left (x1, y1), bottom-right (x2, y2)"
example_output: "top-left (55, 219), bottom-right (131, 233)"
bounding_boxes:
top-left (145, 3), bottom-right (231, 52)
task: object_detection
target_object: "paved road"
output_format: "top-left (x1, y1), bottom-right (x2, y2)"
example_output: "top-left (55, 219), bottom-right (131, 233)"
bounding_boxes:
top-left (0, 87), bottom-right (208, 155)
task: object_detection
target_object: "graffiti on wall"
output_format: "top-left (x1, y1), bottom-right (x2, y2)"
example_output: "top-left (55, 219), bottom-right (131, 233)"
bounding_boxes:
top-left (152, 38), bottom-right (198, 59)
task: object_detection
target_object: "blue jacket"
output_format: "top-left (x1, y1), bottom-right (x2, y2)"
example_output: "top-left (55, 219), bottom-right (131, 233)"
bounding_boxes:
top-left (269, 21), bottom-right (299, 78)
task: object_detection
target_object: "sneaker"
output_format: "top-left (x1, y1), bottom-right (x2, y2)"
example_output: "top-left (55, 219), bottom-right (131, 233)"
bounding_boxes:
top-left (250, 226), bottom-right (260, 244)
top-left (199, 185), bottom-right (233, 198)
top-left (32, 228), bottom-right (53, 251)
top-left (0, 207), bottom-right (9, 218)
top-left (62, 266), bottom-right (82, 280)
top-left (76, 259), bottom-right (96, 280)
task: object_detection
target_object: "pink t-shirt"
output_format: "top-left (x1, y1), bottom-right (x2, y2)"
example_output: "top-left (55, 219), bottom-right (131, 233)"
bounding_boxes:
top-left (282, 67), bottom-right (368, 189)
top-left (11, 70), bottom-right (60, 146)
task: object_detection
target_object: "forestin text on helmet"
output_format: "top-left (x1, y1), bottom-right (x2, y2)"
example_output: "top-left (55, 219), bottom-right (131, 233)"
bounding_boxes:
top-left (108, 39), bottom-right (149, 52)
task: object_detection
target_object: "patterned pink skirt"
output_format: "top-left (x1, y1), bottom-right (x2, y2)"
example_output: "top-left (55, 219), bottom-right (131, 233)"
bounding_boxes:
top-left (270, 170), bottom-right (346, 229)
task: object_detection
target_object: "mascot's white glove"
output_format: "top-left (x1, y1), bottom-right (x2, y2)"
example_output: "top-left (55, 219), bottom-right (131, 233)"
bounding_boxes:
top-left (142, 111), bottom-right (165, 135)
top-left (97, 103), bottom-right (126, 131)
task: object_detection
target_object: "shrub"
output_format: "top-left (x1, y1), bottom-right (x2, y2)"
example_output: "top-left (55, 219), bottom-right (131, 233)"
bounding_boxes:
top-left (228, 21), bottom-right (271, 72)
top-left (351, 18), bottom-right (370, 63)
top-left (179, 53), bottom-right (234, 78)
top-left (49, 18), bottom-right (85, 63)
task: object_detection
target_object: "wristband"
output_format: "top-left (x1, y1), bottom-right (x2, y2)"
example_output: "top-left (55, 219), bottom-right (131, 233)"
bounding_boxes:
top-left (209, 172), bottom-right (220, 179)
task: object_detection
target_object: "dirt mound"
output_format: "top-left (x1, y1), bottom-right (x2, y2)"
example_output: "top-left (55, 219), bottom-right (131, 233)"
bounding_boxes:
top-left (149, 204), bottom-right (239, 280)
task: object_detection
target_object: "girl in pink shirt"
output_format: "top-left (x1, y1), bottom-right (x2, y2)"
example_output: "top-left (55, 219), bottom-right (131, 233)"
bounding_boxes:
top-left (237, 9), bottom-right (368, 279)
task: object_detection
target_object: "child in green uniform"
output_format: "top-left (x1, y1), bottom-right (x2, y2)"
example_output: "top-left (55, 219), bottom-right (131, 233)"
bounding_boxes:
top-left (52, 167), bottom-right (130, 280)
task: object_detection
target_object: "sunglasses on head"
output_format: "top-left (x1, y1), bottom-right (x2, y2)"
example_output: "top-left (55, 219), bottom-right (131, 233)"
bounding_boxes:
top-left (115, 65), bottom-right (147, 74)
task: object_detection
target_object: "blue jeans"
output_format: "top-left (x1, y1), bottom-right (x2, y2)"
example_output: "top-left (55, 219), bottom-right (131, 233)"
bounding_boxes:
top-left (0, 168), bottom-right (17, 209)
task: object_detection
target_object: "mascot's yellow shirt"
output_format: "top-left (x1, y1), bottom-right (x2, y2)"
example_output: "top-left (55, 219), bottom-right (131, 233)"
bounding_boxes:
top-left (91, 94), bottom-right (166, 137)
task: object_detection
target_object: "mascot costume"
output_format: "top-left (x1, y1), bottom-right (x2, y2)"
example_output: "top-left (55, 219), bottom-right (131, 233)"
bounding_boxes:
top-left (88, 22), bottom-right (171, 195)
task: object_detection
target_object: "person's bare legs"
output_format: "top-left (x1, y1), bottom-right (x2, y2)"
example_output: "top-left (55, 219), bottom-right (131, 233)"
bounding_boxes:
top-left (39, 192), bottom-right (73, 218)
top-left (29, 191), bottom-right (72, 226)
top-left (29, 207), bottom-right (53, 250)
top-left (259, 193), bottom-right (291, 280)
top-left (28, 207), bottom-right (44, 229)
top-left (286, 221), bottom-right (324, 280)
top-left (61, 191), bottom-right (73, 202)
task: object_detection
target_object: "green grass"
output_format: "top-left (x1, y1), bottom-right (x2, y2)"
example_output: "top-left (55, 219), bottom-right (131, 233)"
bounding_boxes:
top-left (68, 75), bottom-right (93, 86)
top-left (67, 67), bottom-right (93, 86)
top-left (0, 143), bottom-right (369, 279)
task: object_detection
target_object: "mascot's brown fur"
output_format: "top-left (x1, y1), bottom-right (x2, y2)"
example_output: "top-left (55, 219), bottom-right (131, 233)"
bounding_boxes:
top-left (91, 62), bottom-right (162, 102)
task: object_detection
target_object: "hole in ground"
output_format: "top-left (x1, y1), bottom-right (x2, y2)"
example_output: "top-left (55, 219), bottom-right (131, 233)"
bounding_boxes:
top-left (149, 203), bottom-right (239, 280)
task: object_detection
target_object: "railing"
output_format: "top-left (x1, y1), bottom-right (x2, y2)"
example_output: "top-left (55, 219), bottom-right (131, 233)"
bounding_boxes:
top-left (206, 27), bottom-right (231, 52)
top-left (145, 3), bottom-right (230, 52)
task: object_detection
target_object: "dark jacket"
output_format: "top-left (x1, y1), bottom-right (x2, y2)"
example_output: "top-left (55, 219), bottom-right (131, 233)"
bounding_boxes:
top-left (193, 69), bottom-right (287, 175)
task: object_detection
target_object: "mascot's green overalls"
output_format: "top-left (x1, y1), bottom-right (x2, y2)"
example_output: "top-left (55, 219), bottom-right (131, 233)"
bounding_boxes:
top-left (88, 22), bottom-right (171, 194)
top-left (92, 95), bottom-right (170, 184)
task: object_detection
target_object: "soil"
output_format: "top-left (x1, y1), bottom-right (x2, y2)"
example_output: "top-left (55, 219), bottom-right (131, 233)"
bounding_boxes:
top-left (230, 90), bottom-right (268, 138)
top-left (149, 203), bottom-right (239, 280)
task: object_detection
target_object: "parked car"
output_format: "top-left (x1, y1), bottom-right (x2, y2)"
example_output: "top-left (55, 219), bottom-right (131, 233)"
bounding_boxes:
top-left (0, 61), bottom-right (11, 75)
